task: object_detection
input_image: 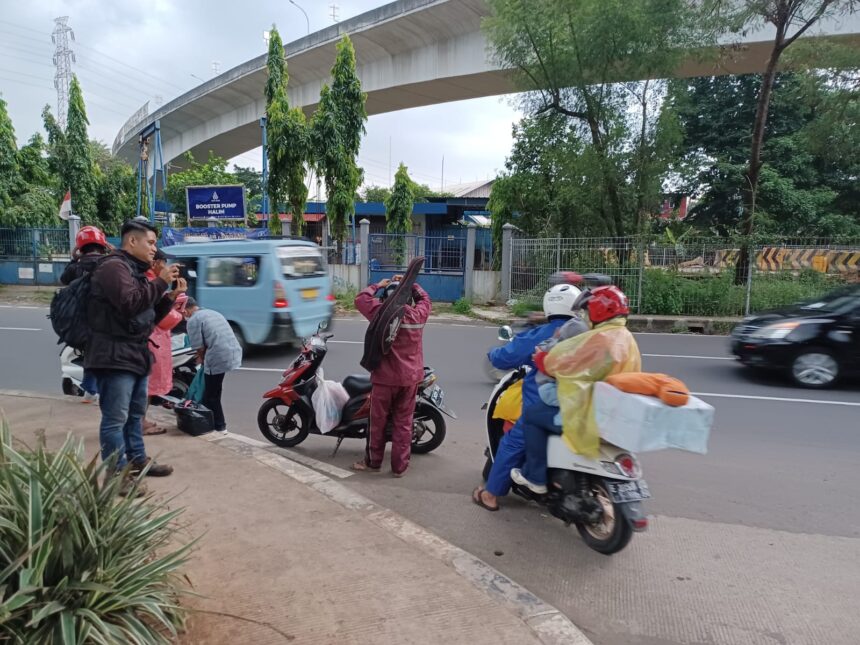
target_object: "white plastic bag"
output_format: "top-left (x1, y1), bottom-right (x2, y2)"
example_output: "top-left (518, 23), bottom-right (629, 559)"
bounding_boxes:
top-left (311, 369), bottom-right (350, 434)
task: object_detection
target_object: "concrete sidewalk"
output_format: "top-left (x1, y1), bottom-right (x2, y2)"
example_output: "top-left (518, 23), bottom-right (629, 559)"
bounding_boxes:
top-left (0, 391), bottom-right (590, 645)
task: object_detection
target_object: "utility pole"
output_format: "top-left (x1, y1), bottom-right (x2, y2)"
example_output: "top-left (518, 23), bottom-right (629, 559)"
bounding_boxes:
top-left (51, 17), bottom-right (75, 130)
top-left (441, 155), bottom-right (445, 193)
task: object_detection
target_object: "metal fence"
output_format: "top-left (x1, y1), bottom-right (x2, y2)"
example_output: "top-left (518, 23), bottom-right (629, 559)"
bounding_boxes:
top-left (368, 233), bottom-right (466, 273)
top-left (0, 228), bottom-right (70, 261)
top-left (510, 235), bottom-right (860, 317)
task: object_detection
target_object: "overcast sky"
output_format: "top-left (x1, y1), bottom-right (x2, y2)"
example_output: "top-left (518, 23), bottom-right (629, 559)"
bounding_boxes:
top-left (0, 0), bottom-right (521, 192)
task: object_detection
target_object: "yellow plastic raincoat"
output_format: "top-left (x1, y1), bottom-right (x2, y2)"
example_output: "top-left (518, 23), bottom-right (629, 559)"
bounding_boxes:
top-left (544, 318), bottom-right (641, 458)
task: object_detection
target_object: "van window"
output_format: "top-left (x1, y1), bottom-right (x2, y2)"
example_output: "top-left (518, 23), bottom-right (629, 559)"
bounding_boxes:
top-left (276, 246), bottom-right (325, 278)
top-left (205, 256), bottom-right (260, 287)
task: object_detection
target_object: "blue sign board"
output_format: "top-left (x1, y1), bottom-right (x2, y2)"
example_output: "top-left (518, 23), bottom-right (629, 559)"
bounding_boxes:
top-left (186, 185), bottom-right (246, 221)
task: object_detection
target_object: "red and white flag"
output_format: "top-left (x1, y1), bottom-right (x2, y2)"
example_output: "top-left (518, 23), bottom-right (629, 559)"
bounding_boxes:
top-left (58, 190), bottom-right (72, 220)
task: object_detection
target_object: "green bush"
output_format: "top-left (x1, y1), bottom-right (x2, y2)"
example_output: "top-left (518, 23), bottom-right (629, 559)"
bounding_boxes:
top-left (640, 268), bottom-right (842, 317)
top-left (452, 298), bottom-right (473, 315)
top-left (0, 420), bottom-right (193, 644)
top-left (510, 300), bottom-right (542, 317)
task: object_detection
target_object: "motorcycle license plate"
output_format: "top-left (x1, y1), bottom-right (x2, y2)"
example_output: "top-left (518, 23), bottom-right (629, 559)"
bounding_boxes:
top-left (607, 479), bottom-right (651, 503)
top-left (301, 288), bottom-right (319, 300)
top-left (429, 385), bottom-right (444, 406)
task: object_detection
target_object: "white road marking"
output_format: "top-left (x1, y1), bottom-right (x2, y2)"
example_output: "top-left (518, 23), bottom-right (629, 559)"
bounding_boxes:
top-left (692, 392), bottom-right (860, 407)
top-left (0, 327), bottom-right (41, 331)
top-left (330, 340), bottom-right (362, 345)
top-left (0, 305), bottom-right (44, 310)
top-left (643, 353), bottom-right (734, 361)
top-left (238, 367), bottom-right (284, 373)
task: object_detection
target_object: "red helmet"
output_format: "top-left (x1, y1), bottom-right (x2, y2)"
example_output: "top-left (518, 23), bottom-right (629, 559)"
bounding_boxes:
top-left (75, 226), bottom-right (108, 251)
top-left (586, 285), bottom-right (630, 324)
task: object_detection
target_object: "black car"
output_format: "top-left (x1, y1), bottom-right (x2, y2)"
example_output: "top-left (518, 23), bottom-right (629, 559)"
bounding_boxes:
top-left (730, 285), bottom-right (860, 388)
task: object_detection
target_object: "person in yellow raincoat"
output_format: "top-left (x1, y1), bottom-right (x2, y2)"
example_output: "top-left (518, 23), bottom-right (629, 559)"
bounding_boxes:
top-left (510, 286), bottom-right (641, 495)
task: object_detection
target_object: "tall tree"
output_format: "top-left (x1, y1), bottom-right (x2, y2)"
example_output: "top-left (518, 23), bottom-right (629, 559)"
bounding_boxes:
top-left (361, 185), bottom-right (392, 203)
top-left (41, 76), bottom-right (98, 223)
top-left (312, 36), bottom-right (367, 252)
top-left (385, 163), bottom-right (415, 264)
top-left (0, 97), bottom-right (19, 218)
top-left (233, 165), bottom-right (263, 215)
top-left (265, 25), bottom-right (312, 237)
top-left (708, 0), bottom-right (859, 282)
top-left (668, 72), bottom-right (859, 236)
top-left (165, 152), bottom-right (234, 225)
top-left (484, 0), bottom-right (701, 238)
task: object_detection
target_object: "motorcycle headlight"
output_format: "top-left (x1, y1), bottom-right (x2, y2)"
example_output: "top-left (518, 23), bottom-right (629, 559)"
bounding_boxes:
top-left (749, 322), bottom-right (800, 340)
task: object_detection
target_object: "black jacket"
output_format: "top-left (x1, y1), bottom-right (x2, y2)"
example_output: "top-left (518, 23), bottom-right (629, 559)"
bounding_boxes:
top-left (60, 253), bottom-right (104, 285)
top-left (84, 251), bottom-right (172, 376)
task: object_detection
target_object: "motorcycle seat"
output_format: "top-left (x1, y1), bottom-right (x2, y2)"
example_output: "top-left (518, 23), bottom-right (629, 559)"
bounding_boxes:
top-left (342, 375), bottom-right (372, 397)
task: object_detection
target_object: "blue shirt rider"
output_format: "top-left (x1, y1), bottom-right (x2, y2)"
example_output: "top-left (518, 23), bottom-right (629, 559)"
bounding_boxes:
top-left (472, 282), bottom-right (583, 512)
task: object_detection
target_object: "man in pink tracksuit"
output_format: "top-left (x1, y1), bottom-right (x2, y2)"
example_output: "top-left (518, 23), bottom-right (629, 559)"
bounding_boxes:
top-left (352, 277), bottom-right (432, 477)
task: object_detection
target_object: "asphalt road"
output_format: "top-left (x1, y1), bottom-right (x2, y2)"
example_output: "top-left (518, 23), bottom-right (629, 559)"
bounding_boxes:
top-left (2, 303), bottom-right (860, 645)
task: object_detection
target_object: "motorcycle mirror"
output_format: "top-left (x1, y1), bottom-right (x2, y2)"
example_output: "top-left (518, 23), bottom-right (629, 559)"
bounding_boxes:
top-left (498, 325), bottom-right (513, 341)
top-left (318, 319), bottom-right (329, 331)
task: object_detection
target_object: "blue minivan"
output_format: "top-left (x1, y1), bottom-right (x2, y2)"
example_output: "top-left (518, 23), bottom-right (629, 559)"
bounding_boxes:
top-left (165, 239), bottom-right (333, 348)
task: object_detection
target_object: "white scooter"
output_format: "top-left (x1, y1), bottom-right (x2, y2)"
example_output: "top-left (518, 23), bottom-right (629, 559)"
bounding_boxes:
top-left (482, 325), bottom-right (649, 555)
top-left (61, 333), bottom-right (198, 400)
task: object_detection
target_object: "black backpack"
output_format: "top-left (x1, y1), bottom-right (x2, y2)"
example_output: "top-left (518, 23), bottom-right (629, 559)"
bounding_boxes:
top-left (49, 271), bottom-right (94, 350)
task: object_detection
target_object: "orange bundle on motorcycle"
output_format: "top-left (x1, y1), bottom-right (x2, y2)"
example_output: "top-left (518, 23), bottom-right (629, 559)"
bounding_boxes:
top-left (605, 372), bottom-right (689, 407)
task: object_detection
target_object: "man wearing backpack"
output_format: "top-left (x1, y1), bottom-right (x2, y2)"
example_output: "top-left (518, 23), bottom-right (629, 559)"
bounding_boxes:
top-left (59, 226), bottom-right (111, 402)
top-left (85, 219), bottom-right (185, 491)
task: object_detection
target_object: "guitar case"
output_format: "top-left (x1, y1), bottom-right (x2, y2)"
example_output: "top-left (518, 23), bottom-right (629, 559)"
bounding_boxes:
top-left (360, 256), bottom-right (425, 372)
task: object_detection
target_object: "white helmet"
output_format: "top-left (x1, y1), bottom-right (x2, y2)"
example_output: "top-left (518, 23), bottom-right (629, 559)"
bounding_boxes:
top-left (543, 283), bottom-right (582, 318)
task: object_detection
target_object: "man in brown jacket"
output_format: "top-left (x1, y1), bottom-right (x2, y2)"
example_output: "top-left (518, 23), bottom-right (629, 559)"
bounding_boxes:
top-left (86, 219), bottom-right (185, 488)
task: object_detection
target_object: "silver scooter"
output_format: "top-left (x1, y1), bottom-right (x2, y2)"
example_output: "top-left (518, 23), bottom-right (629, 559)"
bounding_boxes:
top-left (61, 333), bottom-right (198, 400)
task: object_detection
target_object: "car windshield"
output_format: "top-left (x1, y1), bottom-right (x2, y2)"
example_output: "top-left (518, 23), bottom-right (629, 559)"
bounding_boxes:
top-left (799, 287), bottom-right (860, 314)
top-left (276, 246), bottom-right (325, 278)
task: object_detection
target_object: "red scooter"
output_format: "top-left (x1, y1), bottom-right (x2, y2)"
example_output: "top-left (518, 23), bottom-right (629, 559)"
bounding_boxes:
top-left (257, 326), bottom-right (456, 455)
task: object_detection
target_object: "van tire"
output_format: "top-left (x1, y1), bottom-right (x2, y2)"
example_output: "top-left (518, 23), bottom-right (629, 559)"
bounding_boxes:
top-left (230, 322), bottom-right (249, 353)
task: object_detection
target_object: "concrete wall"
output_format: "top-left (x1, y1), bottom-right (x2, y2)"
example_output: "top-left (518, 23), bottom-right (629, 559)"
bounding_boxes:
top-left (472, 270), bottom-right (499, 305)
top-left (329, 264), bottom-right (361, 294)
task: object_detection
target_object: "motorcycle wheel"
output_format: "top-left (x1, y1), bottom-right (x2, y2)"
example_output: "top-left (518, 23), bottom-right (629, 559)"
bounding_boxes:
top-left (575, 480), bottom-right (633, 555)
top-left (168, 368), bottom-right (195, 400)
top-left (257, 399), bottom-right (309, 447)
top-left (411, 403), bottom-right (446, 454)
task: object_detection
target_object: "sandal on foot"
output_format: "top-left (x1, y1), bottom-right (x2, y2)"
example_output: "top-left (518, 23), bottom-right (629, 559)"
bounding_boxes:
top-left (472, 486), bottom-right (499, 512)
top-left (143, 425), bottom-right (167, 435)
top-left (351, 461), bottom-right (381, 473)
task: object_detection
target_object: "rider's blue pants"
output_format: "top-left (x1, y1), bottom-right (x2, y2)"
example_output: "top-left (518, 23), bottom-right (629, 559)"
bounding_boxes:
top-left (485, 417), bottom-right (526, 497)
top-left (521, 401), bottom-right (563, 487)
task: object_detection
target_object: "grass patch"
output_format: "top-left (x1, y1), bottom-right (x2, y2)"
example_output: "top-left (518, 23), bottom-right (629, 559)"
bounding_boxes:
top-left (510, 299), bottom-right (542, 317)
top-left (452, 298), bottom-right (473, 315)
top-left (334, 286), bottom-right (358, 312)
top-left (640, 268), bottom-right (842, 317)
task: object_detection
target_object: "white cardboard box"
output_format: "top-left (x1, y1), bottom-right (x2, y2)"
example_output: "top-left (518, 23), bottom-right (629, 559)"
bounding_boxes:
top-left (592, 381), bottom-right (714, 454)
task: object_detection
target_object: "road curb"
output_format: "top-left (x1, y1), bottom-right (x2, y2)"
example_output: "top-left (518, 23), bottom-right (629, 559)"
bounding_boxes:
top-left (211, 431), bottom-right (593, 645)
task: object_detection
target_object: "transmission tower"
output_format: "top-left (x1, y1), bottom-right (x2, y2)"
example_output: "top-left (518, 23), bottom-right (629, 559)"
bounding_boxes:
top-left (51, 17), bottom-right (75, 130)
top-left (329, 4), bottom-right (340, 22)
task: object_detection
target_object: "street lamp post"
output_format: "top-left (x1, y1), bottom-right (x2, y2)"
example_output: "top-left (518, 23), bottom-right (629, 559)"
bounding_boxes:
top-left (288, 0), bottom-right (311, 35)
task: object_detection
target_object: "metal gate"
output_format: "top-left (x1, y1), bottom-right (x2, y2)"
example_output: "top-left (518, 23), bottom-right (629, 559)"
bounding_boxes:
top-left (368, 233), bottom-right (466, 302)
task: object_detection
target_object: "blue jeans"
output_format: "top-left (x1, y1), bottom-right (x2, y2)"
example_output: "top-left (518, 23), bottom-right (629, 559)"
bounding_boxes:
top-left (486, 418), bottom-right (526, 497)
top-left (94, 370), bottom-right (148, 470)
top-left (521, 401), bottom-right (563, 486)
top-left (81, 369), bottom-right (98, 396)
